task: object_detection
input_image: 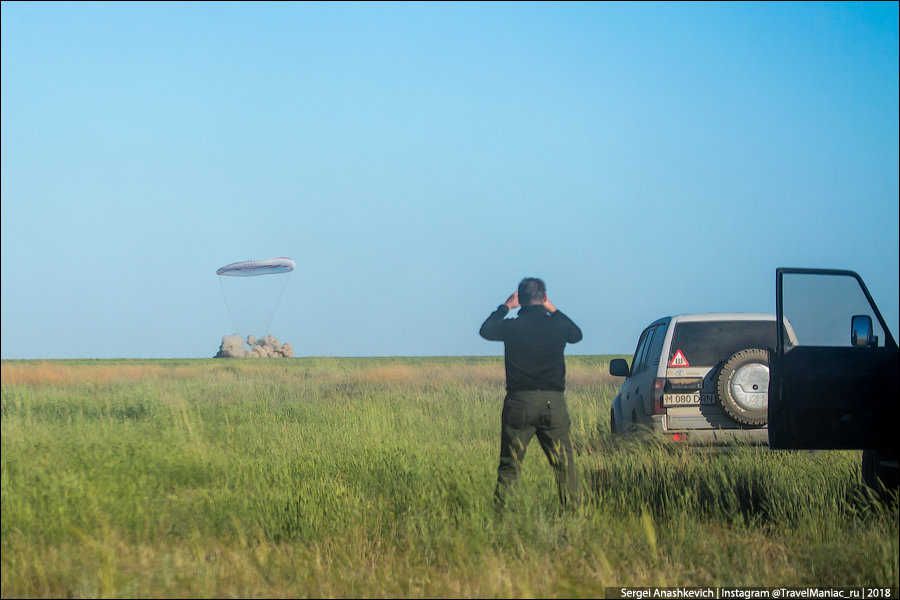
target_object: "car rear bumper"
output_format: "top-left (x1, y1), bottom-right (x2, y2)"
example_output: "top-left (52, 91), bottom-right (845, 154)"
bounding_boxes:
top-left (650, 415), bottom-right (769, 445)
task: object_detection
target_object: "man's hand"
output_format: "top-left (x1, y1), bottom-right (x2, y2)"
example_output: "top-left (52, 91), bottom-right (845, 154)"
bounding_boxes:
top-left (504, 291), bottom-right (520, 310)
top-left (543, 297), bottom-right (558, 314)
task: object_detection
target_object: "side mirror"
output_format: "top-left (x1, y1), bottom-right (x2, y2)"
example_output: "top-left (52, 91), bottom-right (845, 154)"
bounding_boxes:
top-left (851, 315), bottom-right (877, 347)
top-left (609, 358), bottom-right (630, 377)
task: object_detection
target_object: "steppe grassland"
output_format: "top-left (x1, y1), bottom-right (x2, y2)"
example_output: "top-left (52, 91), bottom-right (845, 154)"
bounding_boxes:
top-left (1, 357), bottom-right (897, 598)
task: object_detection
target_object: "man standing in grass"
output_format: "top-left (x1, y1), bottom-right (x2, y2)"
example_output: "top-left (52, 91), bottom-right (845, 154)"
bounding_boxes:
top-left (479, 277), bottom-right (583, 508)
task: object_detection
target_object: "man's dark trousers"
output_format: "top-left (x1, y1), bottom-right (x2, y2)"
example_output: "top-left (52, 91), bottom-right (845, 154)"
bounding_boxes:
top-left (496, 389), bottom-right (580, 508)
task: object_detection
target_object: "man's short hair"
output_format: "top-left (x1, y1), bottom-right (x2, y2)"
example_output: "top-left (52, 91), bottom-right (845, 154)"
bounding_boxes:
top-left (518, 277), bottom-right (546, 306)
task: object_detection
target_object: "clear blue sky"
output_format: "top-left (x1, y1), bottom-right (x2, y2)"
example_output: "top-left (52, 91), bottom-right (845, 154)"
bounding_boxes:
top-left (2, 1), bottom-right (898, 359)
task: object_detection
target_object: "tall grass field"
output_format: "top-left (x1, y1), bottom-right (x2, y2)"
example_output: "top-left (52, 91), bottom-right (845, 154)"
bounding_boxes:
top-left (2, 357), bottom-right (897, 598)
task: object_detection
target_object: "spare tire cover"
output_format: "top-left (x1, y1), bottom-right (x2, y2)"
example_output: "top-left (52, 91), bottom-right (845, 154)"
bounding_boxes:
top-left (715, 348), bottom-right (769, 426)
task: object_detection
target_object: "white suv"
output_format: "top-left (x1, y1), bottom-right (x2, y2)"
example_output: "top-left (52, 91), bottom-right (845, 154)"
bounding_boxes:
top-left (609, 313), bottom-right (798, 444)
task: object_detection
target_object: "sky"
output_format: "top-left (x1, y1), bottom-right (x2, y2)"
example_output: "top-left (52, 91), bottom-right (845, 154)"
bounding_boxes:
top-left (2, 1), bottom-right (898, 359)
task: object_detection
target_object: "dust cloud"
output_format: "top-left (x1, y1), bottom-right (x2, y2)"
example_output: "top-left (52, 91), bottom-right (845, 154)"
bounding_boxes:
top-left (214, 334), bottom-right (294, 358)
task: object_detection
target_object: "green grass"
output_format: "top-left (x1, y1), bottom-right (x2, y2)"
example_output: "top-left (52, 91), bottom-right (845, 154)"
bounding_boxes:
top-left (1, 357), bottom-right (897, 598)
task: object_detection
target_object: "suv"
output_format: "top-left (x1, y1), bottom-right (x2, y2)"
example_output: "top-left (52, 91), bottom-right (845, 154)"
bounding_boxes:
top-left (609, 313), bottom-right (798, 444)
top-left (769, 268), bottom-right (898, 490)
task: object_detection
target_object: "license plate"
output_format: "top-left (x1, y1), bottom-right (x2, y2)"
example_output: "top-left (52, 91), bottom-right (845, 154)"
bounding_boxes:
top-left (662, 393), bottom-right (717, 407)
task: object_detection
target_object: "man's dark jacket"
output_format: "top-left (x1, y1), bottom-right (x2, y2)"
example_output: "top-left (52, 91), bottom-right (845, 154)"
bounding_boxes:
top-left (479, 304), bottom-right (583, 392)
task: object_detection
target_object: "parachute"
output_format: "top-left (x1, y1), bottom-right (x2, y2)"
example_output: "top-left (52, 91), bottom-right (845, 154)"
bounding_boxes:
top-left (216, 257), bottom-right (295, 277)
top-left (216, 257), bottom-right (294, 347)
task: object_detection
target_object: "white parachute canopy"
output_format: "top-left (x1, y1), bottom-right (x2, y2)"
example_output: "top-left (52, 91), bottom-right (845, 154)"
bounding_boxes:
top-left (216, 257), bottom-right (295, 276)
top-left (216, 257), bottom-right (294, 341)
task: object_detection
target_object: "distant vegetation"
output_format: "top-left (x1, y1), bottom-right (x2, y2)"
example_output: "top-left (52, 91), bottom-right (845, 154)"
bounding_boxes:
top-left (1, 357), bottom-right (897, 598)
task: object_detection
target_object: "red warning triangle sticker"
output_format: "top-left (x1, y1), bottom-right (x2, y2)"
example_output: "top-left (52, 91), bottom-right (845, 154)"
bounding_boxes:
top-left (669, 350), bottom-right (690, 367)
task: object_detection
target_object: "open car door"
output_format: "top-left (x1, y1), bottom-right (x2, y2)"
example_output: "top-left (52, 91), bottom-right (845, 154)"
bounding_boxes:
top-left (769, 268), bottom-right (898, 450)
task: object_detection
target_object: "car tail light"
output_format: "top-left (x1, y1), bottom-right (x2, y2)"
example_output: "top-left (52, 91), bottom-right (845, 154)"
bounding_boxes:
top-left (672, 433), bottom-right (682, 441)
top-left (651, 377), bottom-right (666, 415)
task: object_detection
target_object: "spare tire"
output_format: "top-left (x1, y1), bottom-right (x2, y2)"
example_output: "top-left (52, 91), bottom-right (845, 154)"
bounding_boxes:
top-left (716, 348), bottom-right (769, 426)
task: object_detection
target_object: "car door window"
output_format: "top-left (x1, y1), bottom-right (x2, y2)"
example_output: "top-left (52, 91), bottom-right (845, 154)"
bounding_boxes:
top-left (782, 273), bottom-right (888, 347)
top-left (633, 327), bottom-right (657, 375)
top-left (646, 325), bottom-right (666, 369)
top-left (630, 329), bottom-right (652, 376)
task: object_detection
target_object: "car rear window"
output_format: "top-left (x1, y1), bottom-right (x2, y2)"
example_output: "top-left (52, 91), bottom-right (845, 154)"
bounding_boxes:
top-left (669, 321), bottom-right (777, 367)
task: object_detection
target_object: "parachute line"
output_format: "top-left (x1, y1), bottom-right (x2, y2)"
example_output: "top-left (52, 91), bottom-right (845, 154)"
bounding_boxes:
top-left (216, 257), bottom-right (294, 339)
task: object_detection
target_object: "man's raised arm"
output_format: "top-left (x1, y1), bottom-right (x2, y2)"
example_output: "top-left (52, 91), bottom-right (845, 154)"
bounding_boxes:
top-left (479, 292), bottom-right (519, 341)
top-left (545, 297), bottom-right (583, 344)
